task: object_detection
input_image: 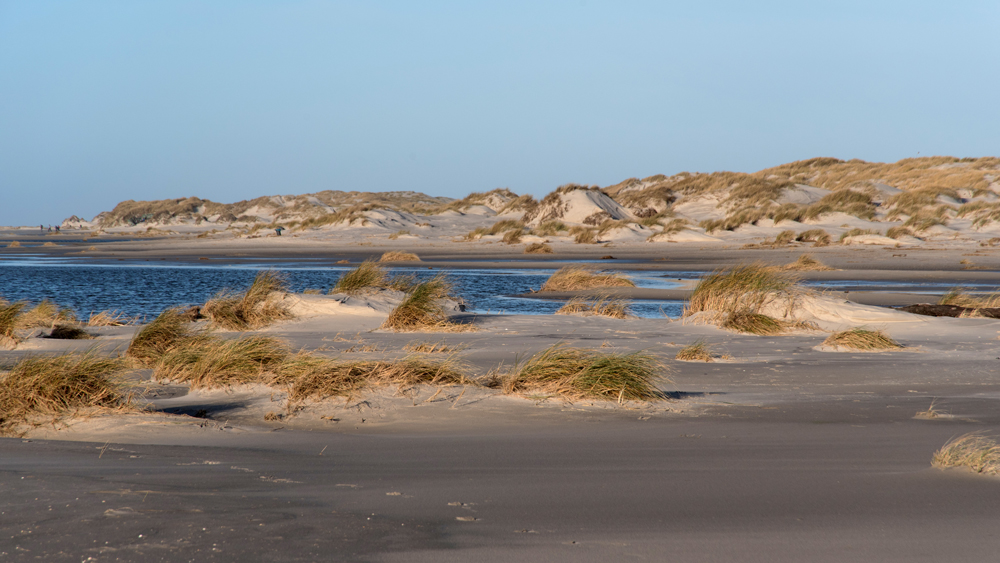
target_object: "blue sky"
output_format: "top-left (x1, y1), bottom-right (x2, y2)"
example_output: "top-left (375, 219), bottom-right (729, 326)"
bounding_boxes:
top-left (1, 1), bottom-right (997, 225)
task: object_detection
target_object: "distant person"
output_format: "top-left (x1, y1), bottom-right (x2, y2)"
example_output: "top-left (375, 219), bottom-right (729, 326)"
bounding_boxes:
top-left (55, 226), bottom-right (60, 232)
top-left (40, 225), bottom-right (43, 231)
top-left (275, 226), bottom-right (285, 236)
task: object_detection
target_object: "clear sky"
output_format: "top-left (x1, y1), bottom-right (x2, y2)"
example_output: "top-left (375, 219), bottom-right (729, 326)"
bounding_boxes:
top-left (1, 1), bottom-right (997, 226)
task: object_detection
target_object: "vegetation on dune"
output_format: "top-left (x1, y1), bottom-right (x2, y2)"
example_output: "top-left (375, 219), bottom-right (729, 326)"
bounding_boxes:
top-left (0, 352), bottom-right (128, 434)
top-left (381, 276), bottom-right (472, 332)
top-left (524, 242), bottom-right (554, 254)
top-left (933, 433), bottom-right (1000, 476)
top-left (500, 344), bottom-right (666, 402)
top-left (685, 263), bottom-right (803, 335)
top-left (203, 270), bottom-right (294, 330)
top-left (502, 229), bottom-right (524, 245)
top-left (556, 295), bottom-right (632, 319)
top-left (838, 228), bottom-right (881, 242)
top-left (938, 289), bottom-right (1000, 309)
top-left (675, 340), bottom-right (715, 362)
top-left (795, 229), bottom-right (832, 246)
top-left (17, 299), bottom-right (76, 329)
top-left (532, 220), bottom-right (568, 237)
top-left (886, 226), bottom-right (915, 240)
top-left (379, 251), bottom-right (421, 262)
top-left (571, 228), bottom-right (598, 244)
top-left (87, 310), bottom-right (132, 327)
top-left (0, 300), bottom-right (26, 348)
top-left (331, 260), bottom-right (414, 294)
top-left (823, 328), bottom-right (901, 351)
top-left (125, 308), bottom-right (197, 365)
top-left (782, 254), bottom-right (834, 271)
top-left (154, 335), bottom-right (290, 388)
top-left (540, 266), bottom-right (635, 292)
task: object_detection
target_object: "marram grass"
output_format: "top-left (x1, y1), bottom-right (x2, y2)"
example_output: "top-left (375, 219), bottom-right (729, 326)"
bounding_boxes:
top-left (203, 270), bottom-right (294, 330)
top-left (556, 295), bottom-right (632, 319)
top-left (502, 344), bottom-right (666, 402)
top-left (933, 433), bottom-right (1000, 475)
top-left (540, 266), bottom-right (635, 292)
top-left (381, 276), bottom-right (473, 332)
top-left (675, 340), bottom-right (713, 362)
top-left (823, 328), bottom-right (901, 350)
top-left (380, 251), bottom-right (421, 262)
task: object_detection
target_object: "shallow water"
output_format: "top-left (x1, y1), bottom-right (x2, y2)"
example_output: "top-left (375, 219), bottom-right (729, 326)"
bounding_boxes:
top-left (0, 264), bottom-right (687, 320)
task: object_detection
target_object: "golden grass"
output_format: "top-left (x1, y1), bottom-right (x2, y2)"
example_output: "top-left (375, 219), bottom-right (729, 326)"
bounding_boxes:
top-left (154, 335), bottom-right (289, 388)
top-left (555, 295), bottom-right (632, 319)
top-left (7, 241), bottom-right (20, 248)
top-left (675, 340), bottom-right (713, 362)
top-left (277, 353), bottom-right (471, 401)
top-left (823, 328), bottom-right (901, 350)
top-left (203, 270), bottom-right (294, 330)
top-left (125, 308), bottom-right (194, 366)
top-left (501, 344), bottom-right (666, 402)
top-left (524, 242), bottom-right (554, 254)
top-left (533, 220), bottom-right (567, 236)
top-left (0, 301), bottom-right (26, 348)
top-left (388, 230), bottom-right (411, 240)
top-left (381, 276), bottom-right (473, 332)
top-left (938, 289), bottom-right (1000, 309)
top-left (720, 311), bottom-right (785, 335)
top-left (571, 227), bottom-right (598, 244)
top-left (685, 263), bottom-right (803, 335)
top-left (886, 226), bottom-right (915, 239)
top-left (402, 341), bottom-right (455, 353)
top-left (838, 228), bottom-right (881, 242)
top-left (782, 254), bottom-right (834, 271)
top-left (502, 229), bottom-right (524, 244)
top-left (87, 309), bottom-right (133, 327)
top-left (487, 219), bottom-right (525, 235)
top-left (333, 260), bottom-right (384, 293)
top-left (0, 352), bottom-right (128, 434)
top-left (932, 433), bottom-right (1000, 475)
top-left (17, 299), bottom-right (76, 329)
top-left (795, 229), bottom-right (832, 246)
top-left (379, 251), bottom-right (421, 262)
top-left (539, 266), bottom-right (635, 292)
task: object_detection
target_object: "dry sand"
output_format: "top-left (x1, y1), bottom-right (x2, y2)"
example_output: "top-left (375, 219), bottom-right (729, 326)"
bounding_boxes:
top-left (4, 235), bottom-right (1000, 562)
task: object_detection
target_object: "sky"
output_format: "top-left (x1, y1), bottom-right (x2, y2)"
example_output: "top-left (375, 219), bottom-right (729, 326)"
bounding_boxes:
top-left (1, 1), bottom-right (998, 226)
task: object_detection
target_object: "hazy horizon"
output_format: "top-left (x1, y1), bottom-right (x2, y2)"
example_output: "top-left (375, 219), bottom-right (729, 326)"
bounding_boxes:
top-left (2, 1), bottom-right (998, 226)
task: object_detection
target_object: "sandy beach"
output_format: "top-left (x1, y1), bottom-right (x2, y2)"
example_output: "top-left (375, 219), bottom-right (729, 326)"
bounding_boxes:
top-left (3, 228), bottom-right (1000, 561)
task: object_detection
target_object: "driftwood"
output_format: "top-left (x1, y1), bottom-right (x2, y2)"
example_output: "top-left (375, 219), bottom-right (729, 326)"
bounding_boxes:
top-left (898, 303), bottom-right (1000, 319)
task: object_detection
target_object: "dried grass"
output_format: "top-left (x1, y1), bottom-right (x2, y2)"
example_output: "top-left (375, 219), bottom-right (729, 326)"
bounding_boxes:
top-left (571, 227), bottom-right (598, 244)
top-left (533, 220), bottom-right (567, 236)
top-left (17, 299), bottom-right (76, 329)
top-left (379, 251), bottom-right (421, 262)
top-left (125, 308), bottom-right (195, 366)
top-left (7, 241), bottom-right (20, 248)
top-left (932, 433), bottom-right (1000, 475)
top-left (524, 242), bottom-right (554, 254)
top-left (154, 335), bottom-right (289, 388)
top-left (555, 295), bottom-right (632, 319)
top-left (675, 340), bottom-right (714, 362)
top-left (782, 254), bottom-right (834, 271)
top-left (839, 228), bottom-right (881, 242)
top-left (203, 270), bottom-right (294, 330)
top-left (886, 226), bottom-right (915, 239)
top-left (540, 266), bottom-right (635, 292)
top-left (87, 310), bottom-right (133, 327)
top-left (0, 352), bottom-right (128, 434)
top-left (0, 301), bottom-right (26, 348)
top-left (795, 229), bottom-right (832, 246)
top-left (381, 276), bottom-right (473, 332)
top-left (685, 263), bottom-right (803, 335)
top-left (823, 328), bottom-right (901, 350)
top-left (502, 229), bottom-right (524, 244)
top-left (938, 289), bottom-right (1000, 309)
top-left (501, 344), bottom-right (666, 402)
top-left (402, 341), bottom-right (455, 353)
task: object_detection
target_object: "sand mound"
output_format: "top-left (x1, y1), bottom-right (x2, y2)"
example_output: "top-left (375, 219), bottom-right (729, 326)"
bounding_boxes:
top-left (760, 294), bottom-right (924, 331)
top-left (524, 186), bottom-right (633, 226)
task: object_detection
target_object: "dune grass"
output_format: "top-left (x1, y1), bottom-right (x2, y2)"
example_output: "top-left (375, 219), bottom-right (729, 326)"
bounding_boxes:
top-left (381, 276), bottom-right (472, 332)
top-left (87, 310), bottom-right (132, 327)
top-left (203, 270), bottom-right (294, 330)
top-left (0, 300), bottom-right (26, 348)
top-left (782, 254), bottom-right (834, 271)
top-left (795, 229), bottom-right (832, 246)
top-left (685, 263), bottom-right (803, 335)
top-left (838, 228), bottom-right (881, 242)
top-left (0, 352), bottom-right (128, 434)
top-left (539, 266), bottom-right (635, 292)
top-left (331, 260), bottom-right (415, 294)
top-left (17, 299), bottom-right (76, 329)
top-left (502, 229), bottom-right (524, 244)
top-left (932, 433), bottom-right (1000, 475)
top-left (279, 354), bottom-right (471, 402)
top-left (501, 344), bottom-right (665, 402)
top-left (938, 289), bottom-right (1000, 309)
top-left (402, 341), bottom-right (455, 353)
top-left (125, 308), bottom-right (195, 365)
top-left (524, 242), bottom-right (553, 254)
top-left (886, 226), bottom-right (915, 239)
top-left (675, 340), bottom-right (714, 362)
top-left (533, 220), bottom-right (567, 237)
top-left (154, 335), bottom-right (289, 388)
top-left (555, 295), bottom-right (632, 319)
top-left (572, 228), bottom-right (598, 244)
top-left (7, 241), bottom-right (20, 248)
top-left (823, 328), bottom-right (901, 350)
top-left (380, 251), bottom-right (421, 262)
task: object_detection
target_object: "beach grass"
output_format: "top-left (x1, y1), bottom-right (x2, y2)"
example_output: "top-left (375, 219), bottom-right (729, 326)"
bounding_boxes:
top-left (502, 344), bottom-right (665, 402)
top-left (203, 270), bottom-right (294, 330)
top-left (823, 328), bottom-right (901, 350)
top-left (782, 254), bottom-right (834, 271)
top-left (502, 229), bottom-right (524, 244)
top-left (686, 262), bottom-right (799, 318)
top-left (0, 300), bottom-right (26, 348)
top-left (939, 288), bottom-right (1000, 309)
top-left (932, 433), bottom-right (1000, 475)
top-left (721, 310), bottom-right (785, 335)
top-left (795, 229), bottom-right (832, 246)
top-left (87, 309), bottom-right (132, 327)
top-left (675, 340), bottom-right (714, 362)
top-left (381, 276), bottom-right (472, 332)
top-left (540, 265), bottom-right (635, 292)
top-left (555, 295), bottom-right (632, 319)
top-left (524, 242), bottom-right (554, 254)
top-left (154, 335), bottom-right (289, 388)
top-left (125, 308), bottom-right (195, 366)
top-left (0, 352), bottom-right (128, 434)
top-left (17, 299), bottom-right (76, 329)
top-left (379, 251), bottom-right (421, 262)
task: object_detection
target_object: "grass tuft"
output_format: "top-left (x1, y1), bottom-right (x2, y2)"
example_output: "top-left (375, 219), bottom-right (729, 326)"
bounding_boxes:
top-left (154, 335), bottom-right (290, 388)
top-left (524, 242), bottom-right (553, 254)
top-left (203, 270), bottom-right (294, 330)
top-left (686, 263), bottom-right (799, 317)
top-left (381, 276), bottom-right (472, 332)
top-left (380, 251), bottom-right (421, 262)
top-left (17, 299), bottom-right (76, 329)
top-left (0, 301), bottom-right (26, 348)
top-left (720, 311), bottom-right (785, 335)
top-left (782, 254), bottom-right (834, 271)
top-left (87, 310), bottom-right (132, 327)
top-left (675, 340), bottom-right (714, 362)
top-left (501, 344), bottom-right (666, 402)
top-left (540, 266), bottom-right (635, 292)
top-left (0, 352), bottom-right (128, 434)
top-left (823, 327), bottom-right (901, 350)
top-left (932, 433), bottom-right (1000, 475)
top-left (938, 288), bottom-right (1000, 309)
top-left (555, 295), bottom-right (632, 319)
top-left (125, 308), bottom-right (194, 366)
